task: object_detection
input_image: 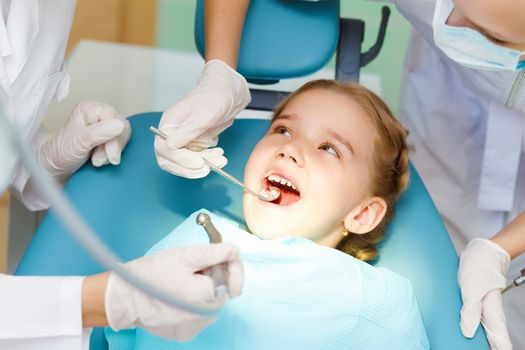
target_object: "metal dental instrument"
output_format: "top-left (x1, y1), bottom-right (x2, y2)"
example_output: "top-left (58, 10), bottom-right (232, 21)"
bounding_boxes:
top-left (502, 268), bottom-right (525, 294)
top-left (196, 213), bottom-right (230, 299)
top-left (149, 126), bottom-right (279, 201)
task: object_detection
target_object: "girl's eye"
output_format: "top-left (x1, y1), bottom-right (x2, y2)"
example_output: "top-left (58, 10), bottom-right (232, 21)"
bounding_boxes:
top-left (272, 124), bottom-right (291, 137)
top-left (319, 142), bottom-right (339, 157)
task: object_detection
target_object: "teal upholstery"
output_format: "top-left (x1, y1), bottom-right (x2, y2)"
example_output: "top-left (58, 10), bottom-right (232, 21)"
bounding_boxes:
top-left (194, 0), bottom-right (340, 81)
top-left (16, 114), bottom-right (489, 349)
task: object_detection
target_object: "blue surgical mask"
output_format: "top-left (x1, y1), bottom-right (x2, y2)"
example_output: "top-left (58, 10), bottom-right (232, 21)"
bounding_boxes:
top-left (433, 0), bottom-right (525, 71)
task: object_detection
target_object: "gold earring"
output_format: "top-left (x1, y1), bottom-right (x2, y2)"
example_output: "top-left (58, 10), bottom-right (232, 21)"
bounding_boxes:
top-left (342, 228), bottom-right (349, 237)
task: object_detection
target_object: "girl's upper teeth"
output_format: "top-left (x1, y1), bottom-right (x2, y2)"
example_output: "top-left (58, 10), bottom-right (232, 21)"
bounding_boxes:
top-left (267, 174), bottom-right (297, 190)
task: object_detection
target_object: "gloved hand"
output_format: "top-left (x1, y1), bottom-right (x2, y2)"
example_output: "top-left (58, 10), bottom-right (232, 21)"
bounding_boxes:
top-left (458, 238), bottom-right (512, 349)
top-left (38, 100), bottom-right (131, 181)
top-left (155, 59), bottom-right (250, 178)
top-left (105, 243), bottom-right (244, 341)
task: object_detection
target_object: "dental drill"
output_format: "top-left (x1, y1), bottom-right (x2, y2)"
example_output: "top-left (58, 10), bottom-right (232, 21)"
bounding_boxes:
top-left (196, 213), bottom-right (230, 299)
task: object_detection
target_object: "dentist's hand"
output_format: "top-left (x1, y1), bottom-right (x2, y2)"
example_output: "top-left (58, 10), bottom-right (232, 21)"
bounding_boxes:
top-left (105, 243), bottom-right (243, 341)
top-left (155, 59), bottom-right (250, 178)
top-left (38, 100), bottom-right (131, 181)
top-left (458, 238), bottom-right (512, 350)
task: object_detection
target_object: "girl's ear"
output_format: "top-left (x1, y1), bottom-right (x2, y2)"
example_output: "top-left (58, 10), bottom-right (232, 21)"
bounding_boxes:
top-left (343, 197), bottom-right (387, 234)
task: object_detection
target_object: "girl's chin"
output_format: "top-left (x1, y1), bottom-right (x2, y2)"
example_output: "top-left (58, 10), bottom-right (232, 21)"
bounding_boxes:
top-left (245, 213), bottom-right (299, 238)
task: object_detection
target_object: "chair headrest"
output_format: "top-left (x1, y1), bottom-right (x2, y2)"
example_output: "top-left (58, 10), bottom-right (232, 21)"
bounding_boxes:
top-left (194, 0), bottom-right (340, 82)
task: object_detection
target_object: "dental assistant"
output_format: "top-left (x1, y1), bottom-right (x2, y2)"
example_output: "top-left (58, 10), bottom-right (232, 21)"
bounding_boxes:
top-left (0, 1), bottom-right (243, 349)
top-left (154, 0), bottom-right (525, 349)
top-left (389, 0), bottom-right (525, 348)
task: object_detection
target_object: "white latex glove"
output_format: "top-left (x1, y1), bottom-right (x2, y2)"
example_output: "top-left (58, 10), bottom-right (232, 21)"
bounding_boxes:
top-left (38, 100), bottom-right (131, 181)
top-left (458, 238), bottom-right (513, 350)
top-left (155, 59), bottom-right (250, 178)
top-left (155, 142), bottom-right (228, 179)
top-left (105, 243), bottom-right (244, 341)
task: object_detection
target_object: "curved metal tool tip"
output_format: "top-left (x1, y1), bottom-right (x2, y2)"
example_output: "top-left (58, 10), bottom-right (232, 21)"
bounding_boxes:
top-left (258, 187), bottom-right (281, 202)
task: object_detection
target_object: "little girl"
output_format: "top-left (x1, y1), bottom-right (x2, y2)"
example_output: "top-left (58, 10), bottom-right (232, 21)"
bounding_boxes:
top-left (106, 80), bottom-right (429, 349)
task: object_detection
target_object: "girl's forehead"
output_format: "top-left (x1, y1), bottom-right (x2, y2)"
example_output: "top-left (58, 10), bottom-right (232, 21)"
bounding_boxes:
top-left (279, 89), bottom-right (372, 129)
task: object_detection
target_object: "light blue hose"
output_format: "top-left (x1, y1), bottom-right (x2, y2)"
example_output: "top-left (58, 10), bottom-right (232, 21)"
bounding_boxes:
top-left (0, 97), bottom-right (217, 317)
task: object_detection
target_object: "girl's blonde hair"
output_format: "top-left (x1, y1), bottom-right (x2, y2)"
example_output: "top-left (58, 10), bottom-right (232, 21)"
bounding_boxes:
top-left (272, 79), bottom-right (410, 261)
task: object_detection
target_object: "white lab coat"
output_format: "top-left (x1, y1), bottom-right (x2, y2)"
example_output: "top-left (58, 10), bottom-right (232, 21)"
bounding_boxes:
top-left (390, 0), bottom-right (525, 346)
top-left (0, 1), bottom-right (91, 349)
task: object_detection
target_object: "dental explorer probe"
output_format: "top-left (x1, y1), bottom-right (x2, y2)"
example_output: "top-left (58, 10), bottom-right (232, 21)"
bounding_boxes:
top-left (149, 126), bottom-right (279, 201)
top-left (502, 268), bottom-right (525, 294)
top-left (196, 213), bottom-right (229, 299)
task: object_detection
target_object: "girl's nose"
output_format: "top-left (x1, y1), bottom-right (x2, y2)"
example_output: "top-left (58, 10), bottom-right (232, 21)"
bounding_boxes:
top-left (275, 140), bottom-right (304, 166)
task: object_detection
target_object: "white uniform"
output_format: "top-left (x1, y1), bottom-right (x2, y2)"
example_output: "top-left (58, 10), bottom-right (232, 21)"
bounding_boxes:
top-left (0, 1), bottom-right (92, 349)
top-left (389, 0), bottom-right (525, 346)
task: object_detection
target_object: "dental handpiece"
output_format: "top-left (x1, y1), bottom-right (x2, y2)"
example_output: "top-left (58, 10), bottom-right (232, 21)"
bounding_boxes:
top-left (149, 126), bottom-right (279, 201)
top-left (196, 213), bottom-right (230, 299)
top-left (502, 268), bottom-right (525, 294)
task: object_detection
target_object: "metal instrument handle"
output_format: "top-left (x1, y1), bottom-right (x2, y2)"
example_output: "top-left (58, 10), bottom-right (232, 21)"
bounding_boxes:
top-left (149, 126), bottom-right (275, 201)
top-left (196, 213), bottom-right (229, 298)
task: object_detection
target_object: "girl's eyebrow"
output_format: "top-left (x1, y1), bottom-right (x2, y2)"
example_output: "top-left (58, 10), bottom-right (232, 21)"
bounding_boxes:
top-left (272, 113), bottom-right (299, 123)
top-left (327, 129), bottom-right (355, 155)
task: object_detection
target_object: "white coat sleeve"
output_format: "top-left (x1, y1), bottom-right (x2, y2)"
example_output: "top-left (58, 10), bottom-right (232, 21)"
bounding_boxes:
top-left (9, 126), bottom-right (54, 211)
top-left (0, 274), bottom-right (92, 349)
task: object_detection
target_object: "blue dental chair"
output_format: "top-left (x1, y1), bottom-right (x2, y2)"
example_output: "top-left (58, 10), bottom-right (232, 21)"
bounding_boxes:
top-left (16, 1), bottom-right (489, 349)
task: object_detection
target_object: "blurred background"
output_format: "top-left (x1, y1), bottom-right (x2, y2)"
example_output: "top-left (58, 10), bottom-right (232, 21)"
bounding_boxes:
top-left (0, 0), bottom-right (411, 273)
